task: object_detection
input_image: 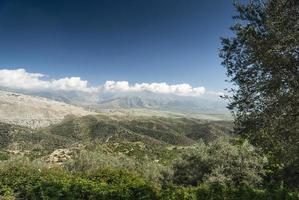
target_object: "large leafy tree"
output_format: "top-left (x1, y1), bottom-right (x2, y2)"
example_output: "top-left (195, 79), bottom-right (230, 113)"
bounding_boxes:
top-left (171, 138), bottom-right (267, 187)
top-left (220, 0), bottom-right (299, 188)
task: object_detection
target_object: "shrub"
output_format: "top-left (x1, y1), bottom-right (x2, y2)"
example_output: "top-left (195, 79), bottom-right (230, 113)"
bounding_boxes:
top-left (0, 152), bottom-right (10, 161)
top-left (159, 184), bottom-right (299, 200)
top-left (171, 138), bottom-right (267, 187)
top-left (0, 161), bottom-right (158, 200)
top-left (64, 147), bottom-right (169, 188)
top-left (194, 184), bottom-right (299, 200)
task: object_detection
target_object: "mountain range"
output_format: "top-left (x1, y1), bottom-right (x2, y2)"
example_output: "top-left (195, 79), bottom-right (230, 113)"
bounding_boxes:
top-left (0, 87), bottom-right (230, 117)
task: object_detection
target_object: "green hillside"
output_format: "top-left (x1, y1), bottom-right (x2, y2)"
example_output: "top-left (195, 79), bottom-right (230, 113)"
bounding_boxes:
top-left (0, 115), bottom-right (298, 199)
top-left (0, 114), bottom-right (232, 162)
top-left (0, 115), bottom-right (236, 199)
top-left (45, 115), bottom-right (232, 144)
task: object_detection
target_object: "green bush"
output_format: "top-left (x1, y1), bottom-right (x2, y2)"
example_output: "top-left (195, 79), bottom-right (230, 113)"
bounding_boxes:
top-left (159, 184), bottom-right (299, 200)
top-left (159, 186), bottom-right (197, 200)
top-left (0, 152), bottom-right (10, 161)
top-left (194, 184), bottom-right (299, 200)
top-left (0, 161), bottom-right (298, 199)
top-left (0, 162), bottom-right (158, 200)
top-left (171, 138), bottom-right (267, 187)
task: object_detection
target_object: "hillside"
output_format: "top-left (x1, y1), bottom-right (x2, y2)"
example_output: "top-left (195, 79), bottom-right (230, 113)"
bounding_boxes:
top-left (0, 114), bottom-right (232, 163)
top-left (45, 115), bottom-right (232, 145)
top-left (0, 90), bottom-right (239, 199)
top-left (0, 90), bottom-right (95, 128)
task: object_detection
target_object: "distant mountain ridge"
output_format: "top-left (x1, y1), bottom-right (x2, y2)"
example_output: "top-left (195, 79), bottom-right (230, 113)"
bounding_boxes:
top-left (97, 92), bottom-right (229, 115)
top-left (0, 87), bottom-right (229, 116)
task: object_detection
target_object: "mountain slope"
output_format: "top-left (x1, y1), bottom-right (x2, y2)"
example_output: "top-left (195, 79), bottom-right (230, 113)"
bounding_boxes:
top-left (0, 90), bottom-right (95, 128)
top-left (97, 92), bottom-right (229, 115)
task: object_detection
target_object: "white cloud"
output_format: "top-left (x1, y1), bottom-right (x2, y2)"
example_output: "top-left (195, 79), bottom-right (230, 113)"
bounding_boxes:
top-left (206, 91), bottom-right (226, 96)
top-left (51, 77), bottom-right (96, 92)
top-left (0, 68), bottom-right (97, 92)
top-left (103, 81), bottom-right (205, 96)
top-left (0, 68), bottom-right (206, 96)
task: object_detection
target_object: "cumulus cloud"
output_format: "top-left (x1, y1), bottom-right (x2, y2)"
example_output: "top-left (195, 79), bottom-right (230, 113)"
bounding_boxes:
top-left (51, 77), bottom-right (96, 92)
top-left (0, 68), bottom-right (206, 96)
top-left (0, 68), bottom-right (97, 92)
top-left (103, 81), bottom-right (205, 96)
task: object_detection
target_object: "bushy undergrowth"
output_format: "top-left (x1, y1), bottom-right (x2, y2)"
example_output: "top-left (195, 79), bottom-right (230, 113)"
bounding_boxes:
top-left (0, 116), bottom-right (297, 199)
top-left (0, 159), bottom-right (157, 200)
top-left (170, 138), bottom-right (267, 187)
top-left (64, 146), bottom-right (169, 186)
top-left (160, 184), bottom-right (299, 200)
top-left (0, 160), bottom-right (298, 200)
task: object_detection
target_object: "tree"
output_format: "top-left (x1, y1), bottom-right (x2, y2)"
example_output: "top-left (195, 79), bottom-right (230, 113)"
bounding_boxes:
top-left (171, 138), bottom-right (267, 187)
top-left (220, 0), bottom-right (299, 188)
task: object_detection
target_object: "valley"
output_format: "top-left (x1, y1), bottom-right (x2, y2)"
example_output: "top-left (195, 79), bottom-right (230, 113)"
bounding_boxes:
top-left (0, 89), bottom-right (235, 199)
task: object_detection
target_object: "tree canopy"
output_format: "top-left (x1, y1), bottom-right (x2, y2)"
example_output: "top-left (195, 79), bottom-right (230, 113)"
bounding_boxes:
top-left (220, 0), bottom-right (299, 188)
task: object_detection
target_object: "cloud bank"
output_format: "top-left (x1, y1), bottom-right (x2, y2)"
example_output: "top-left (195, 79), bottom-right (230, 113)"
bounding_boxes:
top-left (104, 81), bottom-right (205, 96)
top-left (0, 69), bottom-right (97, 92)
top-left (0, 68), bottom-right (205, 96)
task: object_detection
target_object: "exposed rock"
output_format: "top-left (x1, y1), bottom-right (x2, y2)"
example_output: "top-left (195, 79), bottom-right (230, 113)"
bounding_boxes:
top-left (43, 149), bottom-right (73, 165)
top-left (0, 90), bottom-right (95, 128)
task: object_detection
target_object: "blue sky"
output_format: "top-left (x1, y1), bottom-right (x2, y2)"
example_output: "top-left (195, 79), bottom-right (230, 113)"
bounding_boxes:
top-left (0, 0), bottom-right (238, 92)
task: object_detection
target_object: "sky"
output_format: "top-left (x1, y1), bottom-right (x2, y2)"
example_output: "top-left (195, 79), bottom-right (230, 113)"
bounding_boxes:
top-left (0, 0), bottom-right (239, 96)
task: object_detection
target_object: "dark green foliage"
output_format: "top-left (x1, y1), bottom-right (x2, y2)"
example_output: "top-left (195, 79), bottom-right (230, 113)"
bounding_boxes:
top-left (0, 162), bottom-right (158, 200)
top-left (171, 138), bottom-right (267, 187)
top-left (159, 184), bottom-right (299, 200)
top-left (0, 151), bottom-right (10, 161)
top-left (0, 161), bottom-right (297, 200)
top-left (220, 0), bottom-right (299, 188)
top-left (159, 186), bottom-right (197, 200)
top-left (0, 123), bottom-right (21, 148)
top-left (47, 115), bottom-right (82, 139)
top-left (193, 184), bottom-right (299, 200)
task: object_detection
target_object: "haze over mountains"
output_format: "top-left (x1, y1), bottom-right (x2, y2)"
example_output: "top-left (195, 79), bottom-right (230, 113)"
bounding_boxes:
top-left (0, 84), bottom-right (229, 112)
top-left (0, 88), bottom-right (230, 128)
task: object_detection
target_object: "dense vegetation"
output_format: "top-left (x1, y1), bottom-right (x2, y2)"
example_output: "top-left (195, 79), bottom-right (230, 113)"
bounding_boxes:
top-left (0, 160), bottom-right (157, 200)
top-left (0, 115), bottom-right (239, 199)
top-left (0, 114), bottom-right (298, 199)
